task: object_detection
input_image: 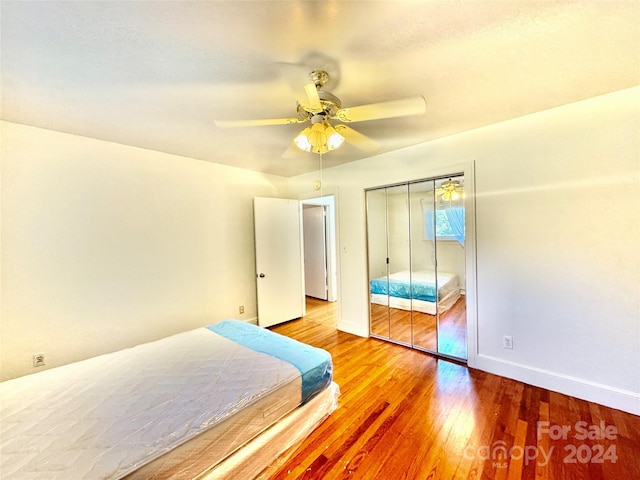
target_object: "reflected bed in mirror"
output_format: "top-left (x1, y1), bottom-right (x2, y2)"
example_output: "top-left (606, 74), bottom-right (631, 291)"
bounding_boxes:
top-left (369, 270), bottom-right (460, 314)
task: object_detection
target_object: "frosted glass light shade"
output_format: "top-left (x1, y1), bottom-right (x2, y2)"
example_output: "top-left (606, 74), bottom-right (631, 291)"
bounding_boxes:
top-left (294, 121), bottom-right (345, 154)
top-left (294, 127), bottom-right (313, 151)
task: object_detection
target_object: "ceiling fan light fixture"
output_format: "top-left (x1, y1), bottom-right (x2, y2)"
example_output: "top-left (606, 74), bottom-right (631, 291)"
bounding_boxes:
top-left (438, 179), bottom-right (464, 201)
top-left (294, 115), bottom-right (344, 154)
top-left (293, 126), bottom-right (313, 151)
top-left (308, 122), bottom-right (327, 151)
top-left (441, 190), bottom-right (460, 201)
top-left (325, 123), bottom-right (345, 150)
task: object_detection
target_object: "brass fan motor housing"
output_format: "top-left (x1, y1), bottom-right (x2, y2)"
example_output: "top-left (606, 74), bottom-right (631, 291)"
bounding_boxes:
top-left (296, 89), bottom-right (342, 120)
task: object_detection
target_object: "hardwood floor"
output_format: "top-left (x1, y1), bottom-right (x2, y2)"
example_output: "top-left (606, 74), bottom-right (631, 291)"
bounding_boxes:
top-left (268, 300), bottom-right (640, 480)
top-left (304, 296), bottom-right (338, 327)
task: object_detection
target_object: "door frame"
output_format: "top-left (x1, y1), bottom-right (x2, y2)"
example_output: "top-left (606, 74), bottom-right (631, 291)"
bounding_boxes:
top-left (298, 188), bottom-right (341, 319)
top-left (302, 203), bottom-right (329, 300)
top-left (301, 195), bottom-right (338, 303)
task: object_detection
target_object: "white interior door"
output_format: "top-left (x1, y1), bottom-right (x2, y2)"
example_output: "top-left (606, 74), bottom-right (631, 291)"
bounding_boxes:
top-left (254, 197), bottom-right (305, 327)
top-left (303, 205), bottom-right (328, 300)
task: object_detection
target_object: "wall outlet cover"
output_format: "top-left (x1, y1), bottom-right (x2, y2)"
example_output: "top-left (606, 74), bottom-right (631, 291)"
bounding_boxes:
top-left (33, 353), bottom-right (46, 367)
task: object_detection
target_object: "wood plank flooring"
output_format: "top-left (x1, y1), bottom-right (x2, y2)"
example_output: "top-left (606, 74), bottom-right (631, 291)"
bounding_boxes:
top-left (268, 300), bottom-right (640, 480)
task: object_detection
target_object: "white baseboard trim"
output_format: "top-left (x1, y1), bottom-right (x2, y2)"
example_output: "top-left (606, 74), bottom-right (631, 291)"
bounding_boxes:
top-left (337, 320), bottom-right (368, 338)
top-left (475, 354), bottom-right (640, 416)
top-left (225, 317), bottom-right (258, 326)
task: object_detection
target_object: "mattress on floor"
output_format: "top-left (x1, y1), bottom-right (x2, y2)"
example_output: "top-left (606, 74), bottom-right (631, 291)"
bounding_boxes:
top-left (136, 381), bottom-right (340, 480)
top-left (206, 381), bottom-right (339, 480)
top-left (370, 288), bottom-right (461, 315)
top-left (0, 320), bottom-right (333, 480)
top-left (369, 270), bottom-right (459, 302)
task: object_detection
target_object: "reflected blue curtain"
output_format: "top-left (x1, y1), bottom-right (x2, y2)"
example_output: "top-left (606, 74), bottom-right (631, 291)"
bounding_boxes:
top-left (425, 214), bottom-right (435, 240)
top-left (445, 207), bottom-right (465, 246)
top-left (421, 198), bottom-right (435, 240)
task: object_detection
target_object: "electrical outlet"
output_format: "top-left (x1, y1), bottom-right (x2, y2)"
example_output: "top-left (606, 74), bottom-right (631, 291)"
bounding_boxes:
top-left (239, 305), bottom-right (245, 314)
top-left (503, 335), bottom-right (513, 350)
top-left (33, 353), bottom-right (46, 367)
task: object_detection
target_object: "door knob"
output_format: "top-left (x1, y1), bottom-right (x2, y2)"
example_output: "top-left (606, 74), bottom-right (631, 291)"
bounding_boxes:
top-left (258, 273), bottom-right (266, 278)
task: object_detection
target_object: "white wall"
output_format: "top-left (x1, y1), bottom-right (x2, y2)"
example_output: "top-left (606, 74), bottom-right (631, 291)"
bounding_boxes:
top-left (0, 122), bottom-right (287, 380)
top-left (365, 189), bottom-right (388, 280)
top-left (287, 87), bottom-right (640, 415)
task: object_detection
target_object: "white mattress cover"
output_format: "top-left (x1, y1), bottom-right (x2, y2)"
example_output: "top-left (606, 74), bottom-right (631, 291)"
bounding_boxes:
top-left (0, 328), bottom-right (302, 480)
top-left (388, 270), bottom-right (458, 289)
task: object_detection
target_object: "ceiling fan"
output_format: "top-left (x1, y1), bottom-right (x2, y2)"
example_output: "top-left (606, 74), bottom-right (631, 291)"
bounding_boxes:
top-left (436, 179), bottom-right (465, 201)
top-left (214, 68), bottom-right (427, 157)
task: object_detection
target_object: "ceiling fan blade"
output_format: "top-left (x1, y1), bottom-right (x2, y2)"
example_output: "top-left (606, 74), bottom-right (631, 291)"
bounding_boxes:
top-left (214, 117), bottom-right (301, 128)
top-left (334, 125), bottom-right (380, 153)
top-left (278, 62), bottom-right (313, 104)
top-left (303, 83), bottom-right (322, 111)
top-left (277, 62), bottom-right (323, 112)
top-left (334, 96), bottom-right (426, 123)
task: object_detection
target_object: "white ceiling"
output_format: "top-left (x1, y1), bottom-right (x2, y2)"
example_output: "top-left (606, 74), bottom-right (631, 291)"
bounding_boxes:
top-left (2, 1), bottom-right (639, 177)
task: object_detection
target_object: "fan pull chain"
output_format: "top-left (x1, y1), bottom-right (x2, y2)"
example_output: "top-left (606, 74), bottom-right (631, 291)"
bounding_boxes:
top-left (319, 152), bottom-right (323, 198)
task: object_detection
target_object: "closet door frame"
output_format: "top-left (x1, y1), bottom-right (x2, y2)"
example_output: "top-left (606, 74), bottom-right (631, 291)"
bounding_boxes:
top-left (365, 162), bottom-right (478, 367)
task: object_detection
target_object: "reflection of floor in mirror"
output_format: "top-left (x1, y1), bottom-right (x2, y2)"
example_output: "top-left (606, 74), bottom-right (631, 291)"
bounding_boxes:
top-left (370, 296), bottom-right (467, 359)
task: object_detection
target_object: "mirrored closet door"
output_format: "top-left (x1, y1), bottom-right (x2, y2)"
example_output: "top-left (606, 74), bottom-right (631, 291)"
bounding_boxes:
top-left (366, 175), bottom-right (467, 361)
